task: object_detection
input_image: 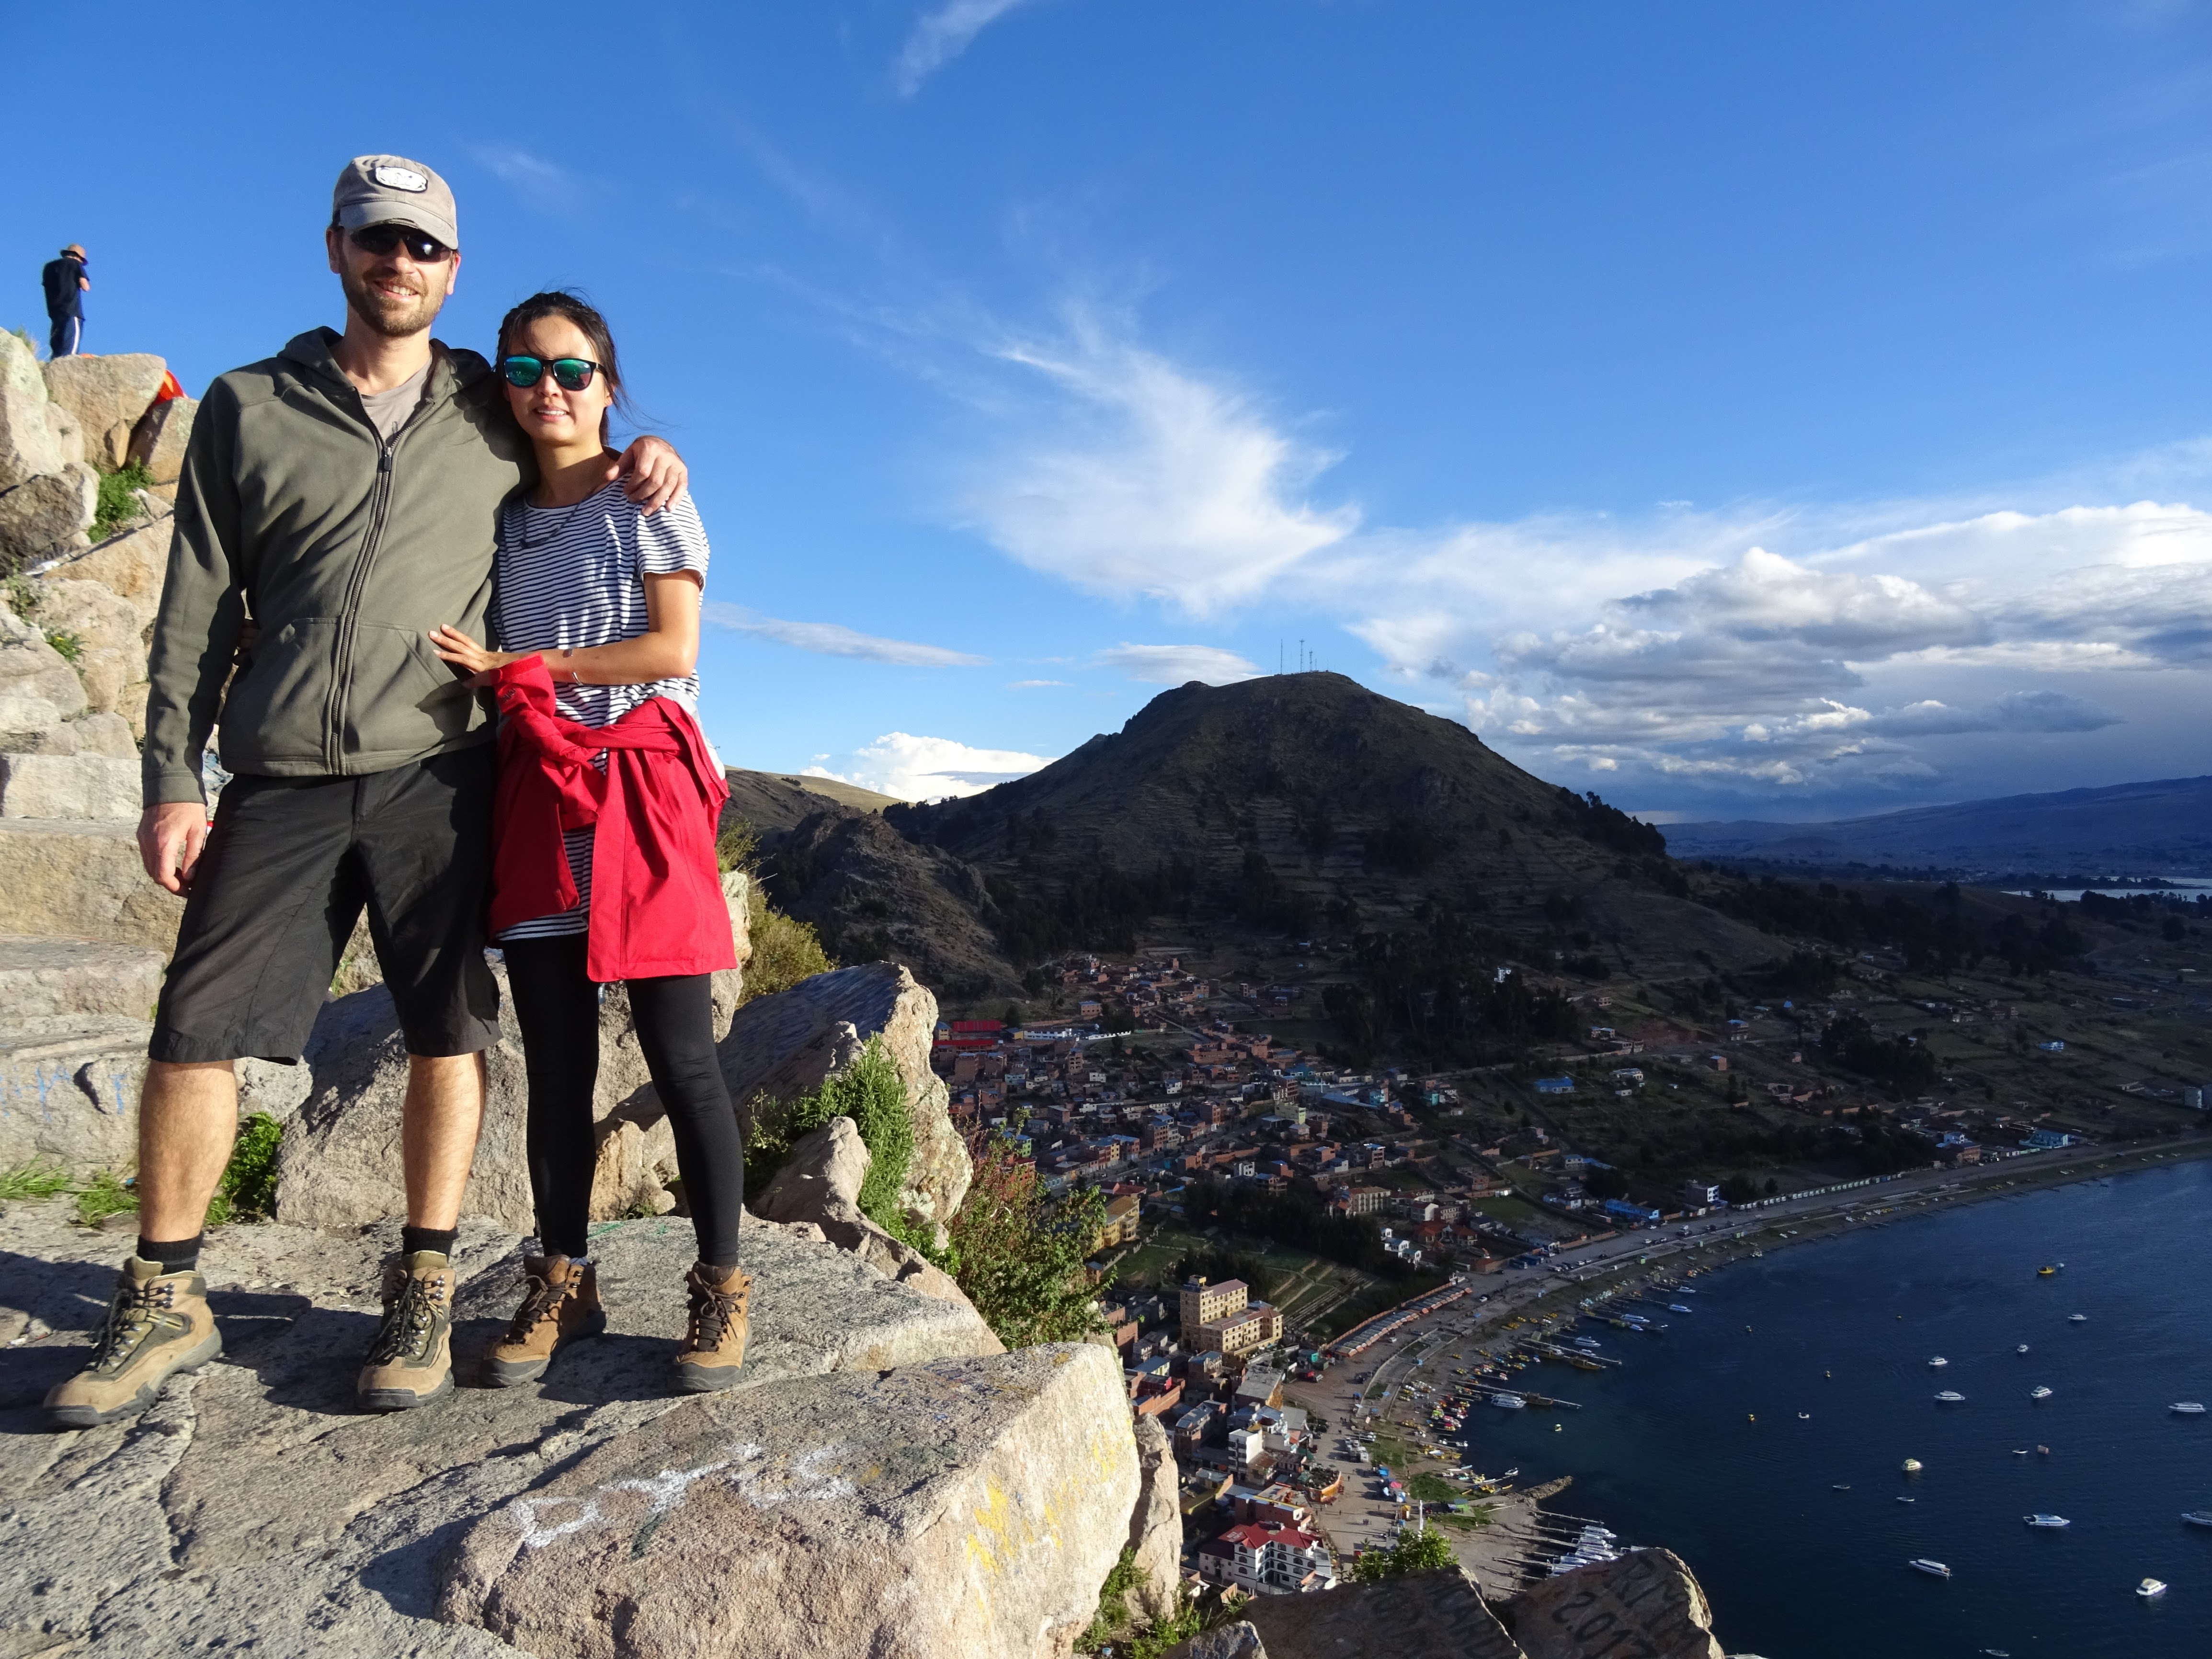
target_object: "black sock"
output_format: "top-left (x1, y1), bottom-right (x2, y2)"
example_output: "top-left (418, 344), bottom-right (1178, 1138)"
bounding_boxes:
top-left (137, 1234), bottom-right (203, 1272)
top-left (400, 1226), bottom-right (458, 1260)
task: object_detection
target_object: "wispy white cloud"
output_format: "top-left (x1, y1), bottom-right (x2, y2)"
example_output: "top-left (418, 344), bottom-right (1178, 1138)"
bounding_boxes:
top-left (471, 145), bottom-right (574, 208)
top-left (1010, 677), bottom-right (1068, 687)
top-left (805, 732), bottom-right (1055, 800)
top-left (894, 0), bottom-right (1034, 96)
top-left (1095, 643), bottom-right (1261, 684)
top-left (703, 602), bottom-right (986, 667)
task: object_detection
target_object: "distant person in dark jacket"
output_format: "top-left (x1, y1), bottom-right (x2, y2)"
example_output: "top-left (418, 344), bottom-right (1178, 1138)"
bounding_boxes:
top-left (42, 244), bottom-right (89, 357)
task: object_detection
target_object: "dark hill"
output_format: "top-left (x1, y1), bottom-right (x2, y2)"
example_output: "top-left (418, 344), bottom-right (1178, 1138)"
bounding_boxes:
top-left (1665, 775), bottom-right (2212, 878)
top-left (752, 674), bottom-right (1775, 1005)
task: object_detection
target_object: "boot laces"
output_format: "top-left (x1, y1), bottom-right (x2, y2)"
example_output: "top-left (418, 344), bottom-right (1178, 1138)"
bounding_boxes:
top-left (88, 1277), bottom-right (178, 1375)
top-left (367, 1270), bottom-right (447, 1364)
top-left (504, 1271), bottom-right (577, 1343)
top-left (686, 1275), bottom-right (747, 1350)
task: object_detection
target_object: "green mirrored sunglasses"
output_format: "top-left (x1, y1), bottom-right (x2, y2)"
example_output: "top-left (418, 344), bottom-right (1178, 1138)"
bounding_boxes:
top-left (500, 355), bottom-right (601, 391)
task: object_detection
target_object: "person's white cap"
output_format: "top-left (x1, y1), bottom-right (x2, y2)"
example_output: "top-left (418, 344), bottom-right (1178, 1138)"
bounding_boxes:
top-left (331, 154), bottom-right (458, 249)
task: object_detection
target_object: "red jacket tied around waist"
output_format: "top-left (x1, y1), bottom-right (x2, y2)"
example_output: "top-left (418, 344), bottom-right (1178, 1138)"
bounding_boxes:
top-left (486, 655), bottom-right (735, 982)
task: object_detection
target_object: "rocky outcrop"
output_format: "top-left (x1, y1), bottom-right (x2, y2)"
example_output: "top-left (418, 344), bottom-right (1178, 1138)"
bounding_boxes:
top-left (720, 960), bottom-right (971, 1229)
top-left (752, 1114), bottom-right (991, 1323)
top-left (0, 1201), bottom-right (1015, 1658)
top-left (127, 394), bottom-right (197, 483)
top-left (0, 818), bottom-right (182, 948)
top-left (42, 352), bottom-right (169, 473)
top-left (1185, 1567), bottom-right (1523, 1659)
top-left (1505, 1549), bottom-right (1726, 1659)
top-left (1124, 1411), bottom-right (1184, 1626)
top-left (437, 1342), bottom-right (1137, 1659)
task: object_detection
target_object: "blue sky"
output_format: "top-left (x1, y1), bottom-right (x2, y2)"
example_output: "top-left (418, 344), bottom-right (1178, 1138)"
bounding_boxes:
top-left (11, 0), bottom-right (2212, 821)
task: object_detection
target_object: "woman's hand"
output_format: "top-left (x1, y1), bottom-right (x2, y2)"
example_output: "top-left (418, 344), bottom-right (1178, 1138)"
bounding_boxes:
top-left (430, 625), bottom-right (524, 686)
top-left (610, 435), bottom-right (686, 514)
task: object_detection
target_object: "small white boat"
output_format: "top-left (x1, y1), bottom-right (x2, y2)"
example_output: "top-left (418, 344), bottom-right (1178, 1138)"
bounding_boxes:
top-left (2068, 1314), bottom-right (2087, 1323)
top-left (2024, 1513), bottom-right (2070, 1529)
top-left (1929, 1357), bottom-right (1949, 1368)
top-left (2136, 1578), bottom-right (2166, 1599)
top-left (1908, 1558), bottom-right (1951, 1578)
top-left (1902, 1458), bottom-right (1923, 1473)
top-left (1936, 1391), bottom-right (1966, 1403)
top-left (1668, 1303), bottom-right (1692, 1313)
top-left (2172, 1402), bottom-right (2206, 1416)
top-left (2182, 1510), bottom-right (2212, 1528)
top-left (2030, 1386), bottom-right (2053, 1401)
top-left (1490, 1393), bottom-right (1527, 1409)
top-left (2017, 1344), bottom-right (2030, 1354)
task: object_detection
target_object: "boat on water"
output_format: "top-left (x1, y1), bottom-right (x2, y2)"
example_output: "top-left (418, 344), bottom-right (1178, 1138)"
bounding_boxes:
top-left (2172, 1402), bottom-right (2206, 1415)
top-left (2181, 1511), bottom-right (2212, 1528)
top-left (1936, 1391), bottom-right (1966, 1403)
top-left (2030, 1386), bottom-right (2053, 1400)
top-left (2038, 1266), bottom-right (2056, 1276)
top-left (2024, 1514), bottom-right (2070, 1529)
top-left (1490, 1393), bottom-right (1528, 1409)
top-left (1668, 1304), bottom-right (1692, 1313)
top-left (1928, 1356), bottom-right (1949, 1368)
top-left (1908, 1559), bottom-right (1951, 1579)
top-left (2136, 1578), bottom-right (2167, 1599)
top-left (1832, 1483), bottom-right (1851, 1491)
top-left (1897, 1496), bottom-right (1916, 1503)
top-left (2068, 1314), bottom-right (2087, 1323)
top-left (1902, 1458), bottom-right (1923, 1472)
top-left (2017, 1344), bottom-right (2030, 1354)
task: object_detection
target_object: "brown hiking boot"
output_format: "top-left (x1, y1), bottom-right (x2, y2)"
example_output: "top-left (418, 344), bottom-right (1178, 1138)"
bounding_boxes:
top-left (673, 1261), bottom-right (752, 1393)
top-left (483, 1255), bottom-right (606, 1387)
top-left (357, 1250), bottom-right (456, 1411)
top-left (44, 1257), bottom-right (221, 1429)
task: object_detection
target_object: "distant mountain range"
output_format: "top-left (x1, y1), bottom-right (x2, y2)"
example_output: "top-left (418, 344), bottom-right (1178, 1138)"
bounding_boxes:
top-left (1663, 775), bottom-right (2212, 878)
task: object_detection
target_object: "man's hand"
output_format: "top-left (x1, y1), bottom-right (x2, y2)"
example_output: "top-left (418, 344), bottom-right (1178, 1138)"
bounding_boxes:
top-left (139, 802), bottom-right (210, 896)
top-left (609, 435), bottom-right (686, 514)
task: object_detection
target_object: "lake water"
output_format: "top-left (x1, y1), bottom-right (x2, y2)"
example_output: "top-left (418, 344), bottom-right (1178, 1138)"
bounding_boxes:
top-left (1448, 1161), bottom-right (2212, 1657)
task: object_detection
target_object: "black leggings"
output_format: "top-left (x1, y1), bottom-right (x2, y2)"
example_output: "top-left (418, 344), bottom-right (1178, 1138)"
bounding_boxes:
top-left (502, 935), bottom-right (744, 1268)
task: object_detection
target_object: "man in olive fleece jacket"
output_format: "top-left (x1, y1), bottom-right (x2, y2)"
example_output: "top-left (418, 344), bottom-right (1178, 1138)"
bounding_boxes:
top-left (44, 155), bottom-right (688, 1431)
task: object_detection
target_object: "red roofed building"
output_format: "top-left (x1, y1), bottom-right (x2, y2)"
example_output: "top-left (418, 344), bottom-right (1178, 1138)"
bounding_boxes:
top-left (1196, 1520), bottom-right (1334, 1594)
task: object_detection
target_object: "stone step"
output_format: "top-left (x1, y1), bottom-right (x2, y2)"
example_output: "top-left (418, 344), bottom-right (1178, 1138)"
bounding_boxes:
top-left (0, 1013), bottom-right (150, 1170)
top-left (0, 752), bottom-right (139, 820)
top-left (0, 935), bottom-right (164, 1020)
top-left (0, 818), bottom-right (181, 950)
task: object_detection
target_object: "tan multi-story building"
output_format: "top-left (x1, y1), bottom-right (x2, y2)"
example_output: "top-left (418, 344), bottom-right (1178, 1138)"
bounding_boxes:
top-left (1180, 1276), bottom-right (1247, 1345)
top-left (1205, 1301), bottom-right (1284, 1359)
top-left (1096, 1191), bottom-right (1141, 1248)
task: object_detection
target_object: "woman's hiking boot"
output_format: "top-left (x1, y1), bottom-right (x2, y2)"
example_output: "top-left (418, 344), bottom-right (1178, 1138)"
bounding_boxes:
top-left (673, 1261), bottom-right (752, 1393)
top-left (357, 1250), bottom-right (456, 1411)
top-left (483, 1255), bottom-right (606, 1386)
top-left (44, 1257), bottom-right (221, 1429)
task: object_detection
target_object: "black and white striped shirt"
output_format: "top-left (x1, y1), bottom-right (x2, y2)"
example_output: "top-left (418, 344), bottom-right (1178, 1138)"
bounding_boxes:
top-left (490, 482), bottom-right (711, 940)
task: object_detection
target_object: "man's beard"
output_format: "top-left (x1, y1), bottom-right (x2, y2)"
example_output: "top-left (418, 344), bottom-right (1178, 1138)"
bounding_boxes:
top-left (339, 261), bottom-right (446, 339)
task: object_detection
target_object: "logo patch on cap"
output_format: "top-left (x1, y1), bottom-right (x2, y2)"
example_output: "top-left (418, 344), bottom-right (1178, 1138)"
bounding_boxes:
top-left (373, 164), bottom-right (429, 193)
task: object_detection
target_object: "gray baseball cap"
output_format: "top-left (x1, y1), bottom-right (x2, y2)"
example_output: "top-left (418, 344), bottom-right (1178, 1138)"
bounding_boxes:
top-left (331, 154), bottom-right (459, 249)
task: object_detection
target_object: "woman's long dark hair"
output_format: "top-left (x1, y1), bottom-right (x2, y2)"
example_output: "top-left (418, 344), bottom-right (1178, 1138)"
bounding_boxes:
top-left (494, 289), bottom-right (632, 447)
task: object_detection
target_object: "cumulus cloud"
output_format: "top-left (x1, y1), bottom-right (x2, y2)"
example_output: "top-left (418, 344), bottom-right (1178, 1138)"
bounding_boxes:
top-left (965, 317), bottom-right (1358, 616)
top-left (703, 603), bottom-right (985, 667)
top-left (894, 0), bottom-right (1033, 96)
top-left (805, 732), bottom-right (1055, 801)
top-left (1095, 643), bottom-right (1262, 684)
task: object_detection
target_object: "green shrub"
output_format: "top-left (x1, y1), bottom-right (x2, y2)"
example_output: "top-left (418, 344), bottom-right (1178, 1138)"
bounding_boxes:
top-left (743, 883), bottom-right (834, 1004)
top-left (0, 1161), bottom-right (72, 1202)
top-left (744, 1038), bottom-right (917, 1239)
top-left (91, 462), bottom-right (154, 535)
top-left (42, 628), bottom-right (82, 665)
top-left (74, 1170), bottom-right (137, 1228)
top-left (946, 1135), bottom-right (1107, 1348)
top-left (1350, 1526), bottom-right (1456, 1582)
top-left (2, 574), bottom-right (39, 620)
top-left (206, 1113), bottom-right (283, 1225)
top-left (1073, 1551), bottom-right (1212, 1657)
top-left (715, 817), bottom-right (760, 874)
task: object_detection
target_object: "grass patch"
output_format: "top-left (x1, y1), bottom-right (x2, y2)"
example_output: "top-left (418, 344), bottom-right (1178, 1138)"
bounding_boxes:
top-left (1369, 1434), bottom-right (1421, 1469)
top-left (42, 628), bottom-right (82, 665)
top-left (91, 462), bottom-right (153, 537)
top-left (1431, 1506), bottom-right (1493, 1531)
top-left (0, 1161), bottom-right (72, 1202)
top-left (1407, 1473), bottom-right (1459, 1503)
top-left (74, 1170), bottom-right (137, 1228)
top-left (205, 1113), bottom-right (283, 1226)
top-left (1074, 1551), bottom-right (1215, 1657)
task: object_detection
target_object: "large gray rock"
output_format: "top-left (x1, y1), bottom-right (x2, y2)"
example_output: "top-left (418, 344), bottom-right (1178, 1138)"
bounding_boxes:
top-left (753, 1114), bottom-right (994, 1324)
top-left (42, 353), bottom-right (166, 473)
top-left (0, 1203), bottom-right (1006, 1659)
top-left (30, 575), bottom-right (145, 722)
top-left (0, 464), bottom-right (98, 568)
top-left (1183, 1568), bottom-right (1524, 1659)
top-left (0, 1013), bottom-right (150, 1169)
top-left (0, 935), bottom-right (164, 1020)
top-left (1505, 1549), bottom-right (1725, 1659)
top-left (126, 394), bottom-right (196, 485)
top-left (278, 875), bottom-right (753, 1233)
top-left (0, 598), bottom-right (89, 715)
top-left (0, 330), bottom-right (42, 406)
top-left (720, 960), bottom-right (971, 1229)
top-left (1178, 1626), bottom-right (1267, 1659)
top-left (437, 1341), bottom-right (1138, 1659)
top-left (0, 819), bottom-right (183, 949)
top-left (1126, 1411), bottom-right (1183, 1626)
top-left (0, 751), bottom-right (139, 819)
top-left (0, 386), bottom-right (63, 491)
top-left (55, 510), bottom-right (171, 620)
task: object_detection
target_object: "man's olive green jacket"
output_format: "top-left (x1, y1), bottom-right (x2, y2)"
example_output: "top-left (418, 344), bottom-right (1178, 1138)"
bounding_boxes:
top-left (141, 328), bottom-right (530, 806)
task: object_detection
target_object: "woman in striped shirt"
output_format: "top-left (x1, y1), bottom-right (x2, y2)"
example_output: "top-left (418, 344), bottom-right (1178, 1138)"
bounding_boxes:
top-left (430, 291), bottom-right (750, 1394)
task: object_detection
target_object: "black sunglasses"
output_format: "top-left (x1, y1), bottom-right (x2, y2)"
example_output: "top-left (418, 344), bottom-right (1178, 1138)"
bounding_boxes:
top-left (501, 355), bottom-right (602, 391)
top-left (348, 223), bottom-right (453, 262)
